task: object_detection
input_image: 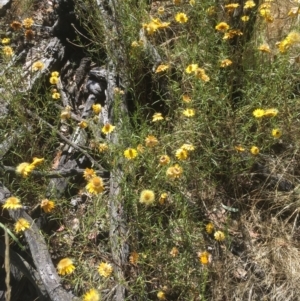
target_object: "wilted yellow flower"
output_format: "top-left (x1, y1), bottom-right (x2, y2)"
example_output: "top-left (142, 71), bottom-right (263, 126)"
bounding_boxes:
top-left (129, 251), bottom-right (139, 265)
top-left (78, 120), bottom-right (88, 129)
top-left (175, 12), bottom-right (188, 23)
top-left (225, 3), bottom-right (239, 13)
top-left (23, 18), bottom-right (34, 28)
top-left (195, 68), bottom-right (210, 81)
top-left (99, 143), bottom-right (109, 152)
top-left (286, 31), bottom-right (300, 44)
top-left (223, 29), bottom-right (243, 40)
top-left (205, 222), bottom-right (214, 234)
top-left (145, 135), bottom-right (159, 147)
top-left (288, 7), bottom-right (299, 17)
top-left (152, 112), bottom-right (164, 122)
top-left (32, 157), bottom-right (44, 166)
top-left (157, 291), bottom-right (166, 300)
top-left (92, 104), bottom-right (102, 114)
top-left (174, 0), bottom-right (181, 5)
top-left (32, 61), bottom-right (44, 71)
top-left (156, 64), bottom-right (169, 73)
top-left (102, 123), bottom-right (115, 134)
top-left (258, 44), bottom-right (271, 53)
top-left (60, 106), bottom-right (71, 120)
top-left (182, 95), bottom-right (191, 102)
top-left (264, 108), bottom-right (278, 117)
top-left (253, 108), bottom-right (265, 118)
top-left (16, 162), bottom-right (35, 177)
top-left (49, 76), bottom-right (59, 85)
top-left (175, 148), bottom-right (188, 160)
top-left (277, 39), bottom-right (290, 53)
top-left (14, 218), bottom-right (30, 233)
top-left (10, 21), bottom-right (22, 30)
top-left (272, 128), bottom-right (282, 138)
top-left (52, 92), bottom-right (60, 99)
top-left (214, 231), bottom-right (225, 241)
top-left (244, 0), bottom-right (255, 9)
top-left (220, 59), bottom-right (233, 67)
top-left (170, 246), bottom-right (179, 257)
top-left (124, 148), bottom-right (138, 160)
top-left (83, 168), bottom-right (97, 180)
top-left (83, 289), bottom-right (100, 301)
top-left (57, 258), bottom-right (75, 275)
top-left (140, 190), bottom-right (155, 205)
top-left (181, 144), bottom-right (195, 151)
top-left (199, 251), bottom-right (210, 264)
top-left (185, 64), bottom-right (198, 74)
top-left (215, 22), bottom-right (230, 32)
top-left (3, 46), bottom-right (14, 57)
top-left (137, 144), bottom-right (144, 153)
top-left (235, 145), bottom-right (245, 152)
top-left (159, 192), bottom-right (168, 204)
top-left (241, 16), bottom-right (250, 22)
top-left (250, 146), bottom-right (259, 155)
top-left (207, 6), bottom-right (216, 15)
top-left (86, 176), bottom-right (104, 194)
top-left (159, 155), bottom-right (171, 166)
top-left (166, 164), bottom-right (183, 179)
top-left (25, 29), bottom-right (34, 40)
top-left (158, 6), bottom-right (165, 14)
top-left (183, 108), bottom-right (195, 117)
top-left (40, 199), bottom-right (55, 213)
top-left (3, 197), bottom-right (22, 210)
top-left (2, 38), bottom-right (10, 44)
top-left (98, 262), bottom-right (113, 278)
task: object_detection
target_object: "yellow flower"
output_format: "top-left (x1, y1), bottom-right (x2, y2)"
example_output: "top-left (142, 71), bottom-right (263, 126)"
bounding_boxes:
top-left (244, 0), bottom-right (255, 9)
top-left (83, 168), bottom-right (97, 180)
top-left (175, 12), bottom-right (188, 23)
top-left (159, 155), bottom-right (171, 166)
top-left (32, 157), bottom-right (44, 166)
top-left (92, 104), bottom-right (102, 114)
top-left (129, 251), bottom-right (139, 265)
top-left (207, 6), bottom-right (216, 15)
top-left (32, 61), bottom-right (44, 71)
top-left (83, 288), bottom-right (100, 301)
top-left (10, 21), bottom-right (22, 30)
top-left (250, 146), bottom-right (259, 155)
top-left (182, 95), bottom-right (191, 102)
top-left (23, 18), bottom-right (34, 28)
top-left (258, 44), bottom-right (271, 53)
top-left (131, 41), bottom-right (139, 47)
top-left (51, 71), bottom-right (59, 77)
top-left (223, 29), bottom-right (243, 40)
top-left (277, 39), bottom-right (290, 53)
top-left (195, 68), bottom-right (210, 82)
top-left (252, 108), bottom-right (265, 118)
top-left (14, 218), bottom-right (30, 233)
top-left (199, 251), bottom-right (210, 264)
top-left (288, 7), bottom-right (299, 17)
top-left (185, 64), bottom-right (198, 74)
top-left (40, 199), bottom-right (55, 213)
top-left (3, 197), bottom-right (22, 210)
top-left (101, 123), bottom-right (115, 134)
top-left (225, 3), bottom-right (240, 13)
top-left (98, 262), bottom-right (113, 278)
top-left (286, 31), bottom-right (300, 44)
top-left (2, 38), bottom-right (10, 44)
top-left (86, 177), bottom-right (104, 194)
top-left (159, 192), bottom-right (168, 204)
top-left (215, 22), bottom-right (230, 32)
top-left (170, 247), bottom-right (179, 257)
top-left (137, 144), bottom-right (144, 153)
top-left (220, 59), bottom-right (233, 67)
top-left (156, 64), bottom-right (169, 73)
top-left (235, 145), bottom-right (245, 152)
top-left (272, 128), bottom-right (282, 138)
top-left (183, 108), bottom-right (195, 117)
top-left (189, 0), bottom-right (195, 6)
top-left (99, 143), bottom-right (109, 152)
top-left (264, 108), bottom-right (278, 117)
top-left (57, 258), bottom-right (75, 275)
top-left (158, 6), bottom-right (165, 14)
top-left (49, 76), bottom-right (59, 85)
top-left (16, 162), bottom-right (35, 177)
top-left (205, 222), bottom-right (214, 234)
top-left (52, 92), bottom-right (60, 99)
top-left (78, 120), bottom-right (88, 128)
top-left (214, 231), bottom-right (225, 241)
top-left (180, 144), bottom-right (195, 151)
top-left (157, 291), bottom-right (166, 300)
top-left (166, 164), bottom-right (183, 179)
top-left (3, 46), bottom-right (14, 57)
top-left (140, 190), bottom-right (155, 205)
top-left (241, 16), bottom-right (250, 22)
top-left (152, 112), bottom-right (164, 122)
top-left (124, 148), bottom-right (138, 160)
top-left (60, 106), bottom-right (71, 120)
top-left (145, 135), bottom-right (159, 147)
top-left (175, 148), bottom-right (188, 160)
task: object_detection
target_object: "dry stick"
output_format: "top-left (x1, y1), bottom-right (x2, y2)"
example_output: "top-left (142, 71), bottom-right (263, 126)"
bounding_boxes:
top-left (4, 229), bottom-right (11, 301)
top-left (25, 109), bottom-right (106, 172)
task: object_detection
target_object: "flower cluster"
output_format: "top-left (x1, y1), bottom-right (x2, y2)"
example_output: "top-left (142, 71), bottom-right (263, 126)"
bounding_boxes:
top-left (277, 31), bottom-right (300, 53)
top-left (84, 170), bottom-right (105, 194)
top-left (49, 72), bottom-right (61, 99)
top-left (185, 64), bottom-right (210, 82)
top-left (143, 18), bottom-right (170, 35)
top-left (16, 157), bottom-right (44, 178)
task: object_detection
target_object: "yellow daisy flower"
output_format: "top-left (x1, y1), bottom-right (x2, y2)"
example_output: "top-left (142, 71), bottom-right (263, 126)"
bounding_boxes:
top-left (250, 146), bottom-right (259, 155)
top-left (49, 76), bottom-right (59, 85)
top-left (258, 44), bottom-right (271, 53)
top-left (182, 94), bottom-right (192, 102)
top-left (14, 218), bottom-right (30, 233)
top-left (159, 192), bottom-right (168, 204)
top-left (183, 108), bottom-right (195, 117)
top-left (175, 148), bottom-right (188, 160)
top-left (1, 38), bottom-right (10, 44)
top-left (78, 120), bottom-right (88, 128)
top-left (220, 59), bottom-right (233, 67)
top-left (3, 46), bottom-right (14, 57)
top-left (244, 0), bottom-right (255, 9)
top-left (252, 108), bottom-right (265, 118)
top-left (264, 108), bottom-right (278, 117)
top-left (241, 15), bottom-right (250, 22)
top-left (83, 288), bottom-right (100, 301)
top-left (145, 135), bottom-right (159, 147)
top-left (180, 144), bottom-right (195, 151)
top-left (215, 22), bottom-right (230, 32)
top-left (57, 258), bottom-right (75, 275)
top-left (101, 123), bottom-right (115, 135)
top-left (52, 92), bottom-right (61, 99)
top-left (185, 64), bottom-right (198, 74)
top-left (214, 231), bottom-right (225, 241)
top-left (3, 197), bottom-right (22, 210)
top-left (152, 112), bottom-right (164, 122)
top-left (272, 128), bottom-right (282, 138)
top-left (198, 251), bottom-right (210, 264)
top-left (175, 12), bottom-right (188, 23)
top-left (51, 71), bottom-right (59, 77)
top-left (86, 176), bottom-right (105, 194)
top-left (23, 18), bottom-right (34, 28)
top-left (155, 64), bottom-right (169, 73)
top-left (159, 155), bottom-right (171, 166)
top-left (205, 222), bottom-right (214, 234)
top-left (98, 262), bottom-right (113, 278)
top-left (140, 190), bottom-right (155, 205)
top-left (124, 148), bottom-right (138, 160)
top-left (170, 246), bottom-right (179, 257)
top-left (99, 143), bottom-right (109, 152)
top-left (16, 162), bottom-right (35, 177)
top-left (166, 164), bottom-right (183, 179)
top-left (83, 168), bottom-right (97, 180)
top-left (92, 104), bottom-right (102, 114)
top-left (32, 61), bottom-right (44, 71)
top-left (40, 199), bottom-right (55, 213)
top-left (157, 291), bottom-right (166, 300)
